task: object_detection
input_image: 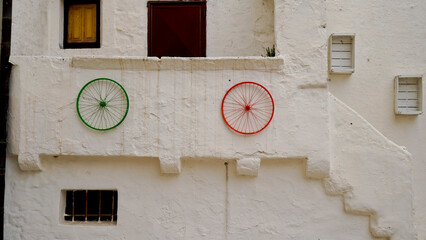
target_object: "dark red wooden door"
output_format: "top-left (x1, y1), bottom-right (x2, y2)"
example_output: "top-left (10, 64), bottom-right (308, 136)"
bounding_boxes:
top-left (148, 1), bottom-right (206, 57)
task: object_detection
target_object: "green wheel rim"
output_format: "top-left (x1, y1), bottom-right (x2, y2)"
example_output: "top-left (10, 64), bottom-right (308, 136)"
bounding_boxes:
top-left (76, 78), bottom-right (129, 131)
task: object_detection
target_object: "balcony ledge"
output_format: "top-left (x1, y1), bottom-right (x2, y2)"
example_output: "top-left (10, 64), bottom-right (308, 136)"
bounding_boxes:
top-left (70, 56), bottom-right (284, 71)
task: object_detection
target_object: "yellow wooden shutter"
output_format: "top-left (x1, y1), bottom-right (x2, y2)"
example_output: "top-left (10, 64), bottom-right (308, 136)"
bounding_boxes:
top-left (68, 4), bottom-right (97, 43)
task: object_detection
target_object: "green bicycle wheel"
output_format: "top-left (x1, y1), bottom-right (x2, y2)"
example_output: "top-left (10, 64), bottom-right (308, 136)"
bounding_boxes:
top-left (76, 78), bottom-right (129, 131)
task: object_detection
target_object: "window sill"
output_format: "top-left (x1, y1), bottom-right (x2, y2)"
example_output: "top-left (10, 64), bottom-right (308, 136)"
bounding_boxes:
top-left (60, 221), bottom-right (117, 226)
top-left (395, 110), bottom-right (422, 116)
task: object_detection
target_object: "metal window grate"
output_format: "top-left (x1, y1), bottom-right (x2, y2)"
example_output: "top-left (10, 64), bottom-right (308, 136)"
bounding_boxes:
top-left (395, 75), bottom-right (423, 115)
top-left (64, 190), bottom-right (118, 222)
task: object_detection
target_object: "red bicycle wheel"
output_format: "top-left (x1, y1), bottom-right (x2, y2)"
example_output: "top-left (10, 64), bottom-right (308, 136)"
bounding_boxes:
top-left (221, 82), bottom-right (274, 134)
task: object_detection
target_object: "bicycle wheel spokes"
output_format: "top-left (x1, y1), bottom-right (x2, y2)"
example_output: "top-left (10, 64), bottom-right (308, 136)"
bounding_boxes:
top-left (77, 78), bottom-right (129, 131)
top-left (222, 82), bottom-right (274, 134)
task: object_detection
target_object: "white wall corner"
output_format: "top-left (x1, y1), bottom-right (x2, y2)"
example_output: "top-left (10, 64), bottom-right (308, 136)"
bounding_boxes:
top-left (159, 156), bottom-right (181, 174)
top-left (236, 157), bottom-right (261, 177)
top-left (18, 153), bottom-right (42, 171)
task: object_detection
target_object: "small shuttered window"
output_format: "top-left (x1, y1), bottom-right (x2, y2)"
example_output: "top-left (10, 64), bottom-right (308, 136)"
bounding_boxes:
top-left (395, 75), bottom-right (423, 115)
top-left (64, 0), bottom-right (100, 48)
top-left (329, 33), bottom-right (355, 74)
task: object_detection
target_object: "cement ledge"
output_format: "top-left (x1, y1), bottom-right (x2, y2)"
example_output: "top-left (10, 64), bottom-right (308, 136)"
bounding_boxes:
top-left (236, 157), bottom-right (261, 176)
top-left (70, 56), bottom-right (284, 71)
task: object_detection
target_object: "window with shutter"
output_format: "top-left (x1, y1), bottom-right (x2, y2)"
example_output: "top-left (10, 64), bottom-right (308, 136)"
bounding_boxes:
top-left (395, 75), bottom-right (423, 115)
top-left (64, 0), bottom-right (100, 48)
top-left (329, 33), bottom-right (355, 74)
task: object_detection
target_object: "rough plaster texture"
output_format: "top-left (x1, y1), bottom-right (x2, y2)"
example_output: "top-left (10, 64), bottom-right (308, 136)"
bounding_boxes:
top-left (273, 0), bottom-right (329, 179)
top-left (11, 0), bottom-right (274, 57)
top-left (5, 95), bottom-right (415, 239)
top-left (159, 155), bottom-right (181, 174)
top-left (6, 58), bottom-right (416, 238)
top-left (4, 0), bottom-right (421, 239)
top-left (207, 0), bottom-right (275, 57)
top-left (8, 56), bottom-right (330, 179)
top-left (274, 0), bottom-right (328, 87)
top-left (327, 94), bottom-right (415, 239)
top-left (236, 157), bottom-right (261, 176)
top-left (327, 1), bottom-right (426, 238)
top-left (5, 155), bottom-right (380, 240)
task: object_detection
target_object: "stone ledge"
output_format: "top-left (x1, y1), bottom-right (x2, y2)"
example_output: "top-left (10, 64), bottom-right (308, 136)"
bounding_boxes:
top-left (70, 56), bottom-right (284, 71)
top-left (236, 157), bottom-right (261, 176)
top-left (159, 156), bottom-right (182, 174)
top-left (18, 153), bottom-right (42, 171)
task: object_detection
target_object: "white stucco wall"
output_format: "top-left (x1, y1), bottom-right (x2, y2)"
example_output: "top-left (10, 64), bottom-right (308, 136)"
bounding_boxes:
top-left (327, 94), bottom-right (415, 239)
top-left (5, 90), bottom-right (415, 239)
top-left (207, 0), bottom-right (275, 57)
top-left (11, 0), bottom-right (274, 57)
top-left (5, 155), bottom-right (378, 240)
top-left (7, 56), bottom-right (329, 179)
top-left (327, 1), bottom-right (426, 238)
top-left (4, 0), bottom-right (421, 239)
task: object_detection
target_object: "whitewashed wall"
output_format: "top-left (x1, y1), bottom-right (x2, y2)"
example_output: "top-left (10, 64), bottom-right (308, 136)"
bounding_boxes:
top-left (327, 94), bottom-right (415, 239)
top-left (327, 0), bottom-right (426, 238)
top-left (5, 155), bottom-right (377, 240)
top-left (4, 0), bottom-right (420, 239)
top-left (7, 56), bottom-right (329, 178)
top-left (11, 0), bottom-right (274, 57)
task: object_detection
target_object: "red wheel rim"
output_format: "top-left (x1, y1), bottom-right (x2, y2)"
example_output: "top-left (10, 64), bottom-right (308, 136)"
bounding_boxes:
top-left (221, 82), bottom-right (274, 134)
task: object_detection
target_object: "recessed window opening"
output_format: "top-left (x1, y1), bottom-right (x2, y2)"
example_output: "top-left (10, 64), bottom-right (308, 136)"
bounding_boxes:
top-left (64, 190), bottom-right (117, 222)
top-left (148, 0), bottom-right (275, 57)
top-left (148, 1), bottom-right (206, 57)
top-left (64, 0), bottom-right (101, 49)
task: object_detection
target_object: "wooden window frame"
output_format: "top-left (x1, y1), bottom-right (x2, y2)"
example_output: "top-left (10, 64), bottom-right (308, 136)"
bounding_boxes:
top-left (147, 1), bottom-right (207, 57)
top-left (64, 0), bottom-right (101, 49)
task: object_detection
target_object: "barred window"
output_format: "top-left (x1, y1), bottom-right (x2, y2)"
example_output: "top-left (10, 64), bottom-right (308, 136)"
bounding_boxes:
top-left (64, 190), bottom-right (117, 223)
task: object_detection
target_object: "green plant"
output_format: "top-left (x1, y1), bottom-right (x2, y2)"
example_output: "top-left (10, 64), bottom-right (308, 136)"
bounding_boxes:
top-left (265, 45), bottom-right (276, 57)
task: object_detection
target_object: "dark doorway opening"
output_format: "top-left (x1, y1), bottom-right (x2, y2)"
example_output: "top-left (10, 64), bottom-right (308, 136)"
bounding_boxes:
top-left (148, 1), bottom-right (206, 58)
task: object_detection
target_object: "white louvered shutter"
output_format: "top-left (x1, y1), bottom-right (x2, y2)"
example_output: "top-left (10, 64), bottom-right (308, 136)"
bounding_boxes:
top-left (395, 75), bottom-right (423, 115)
top-left (329, 34), bottom-right (355, 74)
